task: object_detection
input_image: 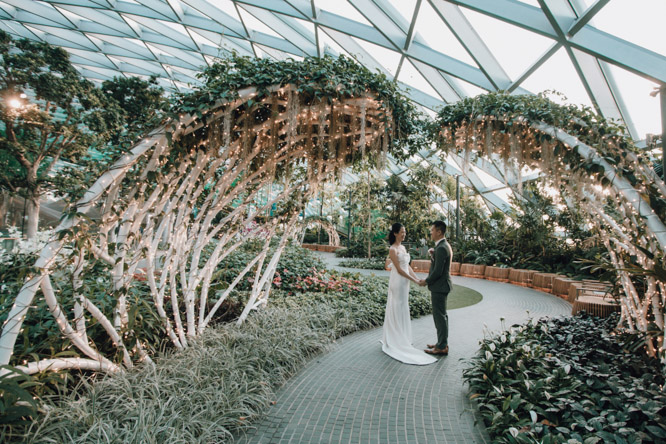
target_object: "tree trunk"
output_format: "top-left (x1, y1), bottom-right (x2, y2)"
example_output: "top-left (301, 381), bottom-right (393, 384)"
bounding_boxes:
top-left (0, 191), bottom-right (8, 227)
top-left (367, 171), bottom-right (372, 259)
top-left (25, 193), bottom-right (40, 239)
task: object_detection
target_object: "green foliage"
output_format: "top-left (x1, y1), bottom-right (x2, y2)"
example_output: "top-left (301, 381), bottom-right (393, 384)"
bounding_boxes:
top-left (302, 227), bottom-right (330, 244)
top-left (341, 170), bottom-right (387, 258)
top-left (335, 163), bottom-right (445, 259)
top-left (211, 244), bottom-right (326, 293)
top-left (17, 273), bottom-right (430, 443)
top-left (0, 249), bottom-right (167, 376)
top-left (463, 313), bottom-right (666, 444)
top-left (173, 53), bottom-right (429, 163)
top-left (0, 365), bottom-right (38, 438)
top-left (101, 75), bottom-right (167, 143)
top-left (335, 237), bottom-right (389, 259)
top-left (384, 165), bottom-right (445, 243)
top-left (53, 75), bottom-right (168, 202)
top-left (451, 181), bottom-right (604, 278)
top-left (338, 257), bottom-right (387, 270)
top-left (290, 268), bottom-right (362, 293)
top-left (0, 31), bottom-right (123, 205)
top-left (435, 90), bottom-right (666, 236)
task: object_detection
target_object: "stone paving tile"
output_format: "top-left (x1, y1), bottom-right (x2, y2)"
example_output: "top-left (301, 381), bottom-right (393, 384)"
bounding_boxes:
top-left (236, 255), bottom-right (572, 444)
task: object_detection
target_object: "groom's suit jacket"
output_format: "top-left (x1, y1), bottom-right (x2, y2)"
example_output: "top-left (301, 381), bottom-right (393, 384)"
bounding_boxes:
top-left (425, 239), bottom-right (452, 294)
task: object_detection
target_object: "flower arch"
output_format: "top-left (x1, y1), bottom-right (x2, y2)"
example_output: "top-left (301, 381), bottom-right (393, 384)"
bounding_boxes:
top-left (0, 55), bottom-right (424, 374)
top-left (435, 92), bottom-right (666, 361)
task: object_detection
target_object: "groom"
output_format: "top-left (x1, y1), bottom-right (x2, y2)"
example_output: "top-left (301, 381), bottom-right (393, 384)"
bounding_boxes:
top-left (419, 220), bottom-right (452, 356)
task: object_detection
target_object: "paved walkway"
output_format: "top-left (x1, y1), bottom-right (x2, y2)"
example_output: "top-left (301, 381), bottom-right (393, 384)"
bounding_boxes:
top-left (236, 254), bottom-right (572, 444)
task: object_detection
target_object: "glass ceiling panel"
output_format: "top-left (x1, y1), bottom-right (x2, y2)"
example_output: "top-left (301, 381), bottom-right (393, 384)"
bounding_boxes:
top-left (519, 47), bottom-right (594, 110)
top-left (352, 35), bottom-right (402, 76)
top-left (214, 1), bottom-right (243, 23)
top-left (412, 0), bottom-right (476, 67)
top-left (236, 6), bottom-right (282, 39)
top-left (315, 0), bottom-right (372, 27)
top-left (456, 77), bottom-right (486, 98)
top-left (318, 28), bottom-right (355, 59)
top-left (592, 0), bottom-right (666, 57)
top-left (460, 7), bottom-right (554, 81)
top-left (290, 17), bottom-right (316, 41)
top-left (385, 0), bottom-right (417, 24)
top-left (397, 57), bottom-right (442, 99)
top-left (604, 63), bottom-right (661, 138)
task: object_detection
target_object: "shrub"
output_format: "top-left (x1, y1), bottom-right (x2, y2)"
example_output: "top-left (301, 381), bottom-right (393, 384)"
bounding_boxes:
top-left (334, 237), bottom-right (388, 258)
top-left (463, 313), bottom-right (666, 444)
top-left (338, 257), bottom-right (386, 270)
top-left (211, 244), bottom-right (325, 292)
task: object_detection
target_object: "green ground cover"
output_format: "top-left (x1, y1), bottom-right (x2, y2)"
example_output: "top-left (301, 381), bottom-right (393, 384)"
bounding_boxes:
top-left (463, 313), bottom-right (666, 444)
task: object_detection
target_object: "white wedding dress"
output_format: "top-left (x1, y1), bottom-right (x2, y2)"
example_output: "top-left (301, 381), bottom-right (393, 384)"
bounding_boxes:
top-left (381, 247), bottom-right (437, 365)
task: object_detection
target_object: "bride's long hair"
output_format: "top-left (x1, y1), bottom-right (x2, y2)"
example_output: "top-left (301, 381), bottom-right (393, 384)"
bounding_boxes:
top-left (388, 223), bottom-right (403, 245)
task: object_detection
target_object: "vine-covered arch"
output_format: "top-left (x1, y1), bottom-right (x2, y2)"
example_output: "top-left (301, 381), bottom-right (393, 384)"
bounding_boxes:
top-left (0, 55), bottom-right (423, 374)
top-left (435, 92), bottom-right (666, 361)
top-left (299, 216), bottom-right (341, 247)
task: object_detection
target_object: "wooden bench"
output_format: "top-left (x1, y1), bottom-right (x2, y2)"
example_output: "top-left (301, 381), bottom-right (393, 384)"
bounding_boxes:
top-left (460, 263), bottom-right (486, 278)
top-left (410, 259), bottom-right (430, 273)
top-left (552, 277), bottom-right (575, 299)
top-left (508, 269), bottom-right (535, 287)
top-left (301, 244), bottom-right (344, 253)
top-left (572, 295), bottom-right (620, 317)
top-left (450, 262), bottom-right (461, 276)
top-left (484, 266), bottom-right (511, 282)
top-left (567, 280), bottom-right (612, 304)
top-left (531, 272), bottom-right (559, 293)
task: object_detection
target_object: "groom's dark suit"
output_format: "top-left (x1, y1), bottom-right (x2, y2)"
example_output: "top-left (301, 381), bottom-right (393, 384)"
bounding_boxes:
top-left (425, 238), bottom-right (452, 350)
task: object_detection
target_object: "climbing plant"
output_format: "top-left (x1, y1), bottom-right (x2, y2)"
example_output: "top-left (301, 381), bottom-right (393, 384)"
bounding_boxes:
top-left (434, 91), bottom-right (666, 361)
top-left (0, 54), bottom-right (424, 375)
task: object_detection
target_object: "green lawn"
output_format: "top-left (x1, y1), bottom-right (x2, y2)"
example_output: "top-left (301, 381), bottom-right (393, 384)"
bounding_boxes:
top-left (395, 279), bottom-right (482, 310)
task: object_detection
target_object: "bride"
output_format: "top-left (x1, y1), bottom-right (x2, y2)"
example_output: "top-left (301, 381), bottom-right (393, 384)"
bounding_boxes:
top-left (381, 223), bottom-right (437, 365)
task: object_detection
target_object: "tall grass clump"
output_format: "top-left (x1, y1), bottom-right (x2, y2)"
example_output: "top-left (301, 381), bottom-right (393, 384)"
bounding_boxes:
top-left (18, 274), bottom-right (430, 443)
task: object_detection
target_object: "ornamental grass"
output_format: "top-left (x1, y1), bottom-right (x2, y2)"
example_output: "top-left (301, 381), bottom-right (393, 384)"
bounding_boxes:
top-left (13, 276), bottom-right (429, 444)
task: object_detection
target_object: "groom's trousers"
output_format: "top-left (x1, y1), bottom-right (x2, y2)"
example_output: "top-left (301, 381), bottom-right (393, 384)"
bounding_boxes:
top-left (431, 291), bottom-right (449, 349)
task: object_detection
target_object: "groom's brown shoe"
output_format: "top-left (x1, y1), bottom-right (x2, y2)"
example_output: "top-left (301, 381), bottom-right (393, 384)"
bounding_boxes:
top-left (425, 346), bottom-right (449, 355)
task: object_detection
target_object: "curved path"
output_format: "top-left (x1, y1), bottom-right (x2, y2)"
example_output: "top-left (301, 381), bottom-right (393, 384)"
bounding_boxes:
top-left (237, 258), bottom-right (572, 444)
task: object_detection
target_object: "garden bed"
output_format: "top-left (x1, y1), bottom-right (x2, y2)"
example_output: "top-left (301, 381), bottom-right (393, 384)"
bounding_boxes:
top-left (5, 273), bottom-right (431, 443)
top-left (463, 313), bottom-right (666, 444)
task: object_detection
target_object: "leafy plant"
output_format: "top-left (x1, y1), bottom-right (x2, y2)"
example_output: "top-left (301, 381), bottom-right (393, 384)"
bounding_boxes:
top-left (463, 313), bottom-right (666, 444)
top-left (0, 31), bottom-right (123, 238)
top-left (0, 365), bottom-right (38, 433)
top-left (338, 257), bottom-right (387, 270)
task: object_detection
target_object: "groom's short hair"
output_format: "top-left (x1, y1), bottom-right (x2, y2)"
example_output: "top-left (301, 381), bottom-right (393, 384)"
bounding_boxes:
top-left (431, 220), bottom-right (447, 234)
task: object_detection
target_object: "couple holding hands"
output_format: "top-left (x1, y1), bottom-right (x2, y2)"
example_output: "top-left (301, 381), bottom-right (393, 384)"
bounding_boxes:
top-left (381, 220), bottom-right (453, 365)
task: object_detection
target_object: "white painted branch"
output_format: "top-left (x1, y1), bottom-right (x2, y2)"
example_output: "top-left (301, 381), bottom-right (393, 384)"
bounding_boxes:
top-left (169, 252), bottom-right (188, 348)
top-left (41, 276), bottom-right (116, 368)
top-left (145, 246), bottom-right (182, 349)
top-left (199, 252), bottom-right (263, 333)
top-left (79, 295), bottom-right (132, 368)
top-left (0, 275), bottom-right (43, 368)
top-left (238, 217), bottom-right (297, 324)
top-left (16, 357), bottom-right (120, 375)
top-left (71, 249), bottom-right (87, 343)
